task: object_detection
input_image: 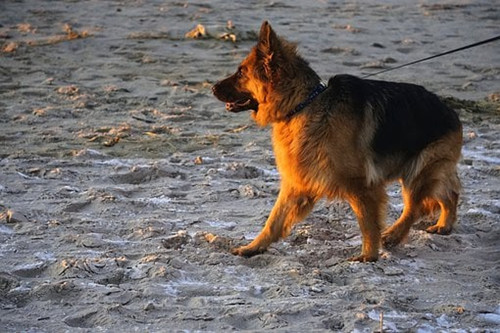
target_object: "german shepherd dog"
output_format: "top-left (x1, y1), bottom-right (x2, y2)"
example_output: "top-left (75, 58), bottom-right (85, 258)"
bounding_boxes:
top-left (212, 21), bottom-right (462, 262)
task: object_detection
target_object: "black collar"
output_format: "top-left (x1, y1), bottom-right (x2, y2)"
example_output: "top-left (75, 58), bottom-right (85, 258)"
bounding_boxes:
top-left (285, 83), bottom-right (327, 120)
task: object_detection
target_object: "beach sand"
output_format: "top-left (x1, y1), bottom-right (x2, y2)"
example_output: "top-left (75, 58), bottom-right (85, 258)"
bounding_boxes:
top-left (1, 0), bottom-right (499, 331)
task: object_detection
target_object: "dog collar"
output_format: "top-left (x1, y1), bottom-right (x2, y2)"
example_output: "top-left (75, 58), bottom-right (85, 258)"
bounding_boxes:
top-left (285, 82), bottom-right (327, 120)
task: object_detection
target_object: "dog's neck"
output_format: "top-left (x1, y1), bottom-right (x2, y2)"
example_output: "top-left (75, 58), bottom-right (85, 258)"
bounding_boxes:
top-left (285, 82), bottom-right (327, 120)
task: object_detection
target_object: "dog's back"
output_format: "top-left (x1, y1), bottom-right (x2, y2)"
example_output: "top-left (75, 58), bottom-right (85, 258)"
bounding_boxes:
top-left (327, 74), bottom-right (461, 157)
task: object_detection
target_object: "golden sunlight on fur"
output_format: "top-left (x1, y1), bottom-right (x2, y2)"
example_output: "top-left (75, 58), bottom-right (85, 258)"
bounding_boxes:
top-left (213, 21), bottom-right (462, 262)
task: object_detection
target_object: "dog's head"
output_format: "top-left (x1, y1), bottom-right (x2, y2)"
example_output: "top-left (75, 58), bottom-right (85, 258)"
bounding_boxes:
top-left (213, 21), bottom-right (312, 125)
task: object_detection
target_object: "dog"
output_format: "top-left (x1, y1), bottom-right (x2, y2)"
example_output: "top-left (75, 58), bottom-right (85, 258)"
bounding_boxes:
top-left (212, 21), bottom-right (462, 262)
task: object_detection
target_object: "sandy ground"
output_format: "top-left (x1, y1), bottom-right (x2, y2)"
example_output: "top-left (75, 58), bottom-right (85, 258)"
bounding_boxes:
top-left (1, 0), bottom-right (499, 332)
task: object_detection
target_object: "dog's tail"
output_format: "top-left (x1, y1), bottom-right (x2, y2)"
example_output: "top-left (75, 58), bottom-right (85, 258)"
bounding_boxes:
top-left (421, 198), bottom-right (441, 218)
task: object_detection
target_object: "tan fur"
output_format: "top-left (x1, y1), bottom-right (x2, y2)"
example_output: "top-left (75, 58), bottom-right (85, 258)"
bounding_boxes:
top-left (213, 21), bottom-right (462, 262)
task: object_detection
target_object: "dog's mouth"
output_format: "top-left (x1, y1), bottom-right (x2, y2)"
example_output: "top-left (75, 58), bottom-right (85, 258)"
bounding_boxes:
top-left (225, 97), bottom-right (259, 113)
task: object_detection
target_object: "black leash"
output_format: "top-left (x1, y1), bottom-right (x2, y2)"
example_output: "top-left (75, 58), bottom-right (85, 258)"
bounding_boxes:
top-left (362, 35), bottom-right (500, 78)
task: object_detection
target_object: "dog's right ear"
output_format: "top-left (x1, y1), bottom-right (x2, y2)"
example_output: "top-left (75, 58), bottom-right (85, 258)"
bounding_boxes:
top-left (257, 21), bottom-right (281, 80)
top-left (258, 21), bottom-right (279, 56)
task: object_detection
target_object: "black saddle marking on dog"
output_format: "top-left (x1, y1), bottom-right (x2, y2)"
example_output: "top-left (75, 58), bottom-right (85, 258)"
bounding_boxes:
top-left (328, 74), bottom-right (460, 156)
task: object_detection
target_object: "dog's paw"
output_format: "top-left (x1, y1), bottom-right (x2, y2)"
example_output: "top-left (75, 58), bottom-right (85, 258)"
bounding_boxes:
top-left (230, 245), bottom-right (265, 257)
top-left (381, 234), bottom-right (398, 249)
top-left (381, 228), bottom-right (407, 249)
top-left (348, 254), bottom-right (378, 263)
top-left (426, 225), bottom-right (452, 235)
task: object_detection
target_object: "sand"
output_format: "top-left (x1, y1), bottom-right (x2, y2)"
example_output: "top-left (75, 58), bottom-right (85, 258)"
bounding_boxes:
top-left (1, 0), bottom-right (499, 332)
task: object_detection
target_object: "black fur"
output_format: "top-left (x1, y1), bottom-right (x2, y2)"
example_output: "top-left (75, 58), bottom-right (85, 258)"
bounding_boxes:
top-left (328, 74), bottom-right (461, 156)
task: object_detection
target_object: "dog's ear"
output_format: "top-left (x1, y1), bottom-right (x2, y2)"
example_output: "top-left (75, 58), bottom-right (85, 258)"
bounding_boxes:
top-left (257, 21), bottom-right (281, 80)
top-left (258, 21), bottom-right (279, 55)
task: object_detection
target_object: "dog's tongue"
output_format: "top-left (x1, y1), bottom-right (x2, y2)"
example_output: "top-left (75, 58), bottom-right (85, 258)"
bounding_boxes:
top-left (236, 99), bottom-right (251, 107)
top-left (226, 99), bottom-right (250, 111)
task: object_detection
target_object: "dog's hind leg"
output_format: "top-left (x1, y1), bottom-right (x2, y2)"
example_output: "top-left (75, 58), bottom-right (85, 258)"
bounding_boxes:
top-left (231, 185), bottom-right (317, 257)
top-left (382, 161), bottom-right (460, 248)
top-left (381, 184), bottom-right (423, 248)
top-left (425, 169), bottom-right (460, 235)
top-left (347, 185), bottom-right (387, 262)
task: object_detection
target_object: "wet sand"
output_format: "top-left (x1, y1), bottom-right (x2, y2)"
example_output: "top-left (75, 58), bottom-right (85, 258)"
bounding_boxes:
top-left (1, 1), bottom-right (499, 331)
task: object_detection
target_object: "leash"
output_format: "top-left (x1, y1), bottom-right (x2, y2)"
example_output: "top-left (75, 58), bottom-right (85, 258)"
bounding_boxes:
top-left (285, 35), bottom-right (500, 120)
top-left (361, 35), bottom-right (500, 78)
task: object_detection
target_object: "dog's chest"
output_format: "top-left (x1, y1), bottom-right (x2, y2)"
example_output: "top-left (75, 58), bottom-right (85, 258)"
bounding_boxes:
top-left (271, 123), bottom-right (335, 195)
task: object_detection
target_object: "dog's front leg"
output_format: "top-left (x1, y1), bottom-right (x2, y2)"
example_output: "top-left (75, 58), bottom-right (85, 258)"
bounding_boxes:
top-left (232, 187), bottom-right (316, 257)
